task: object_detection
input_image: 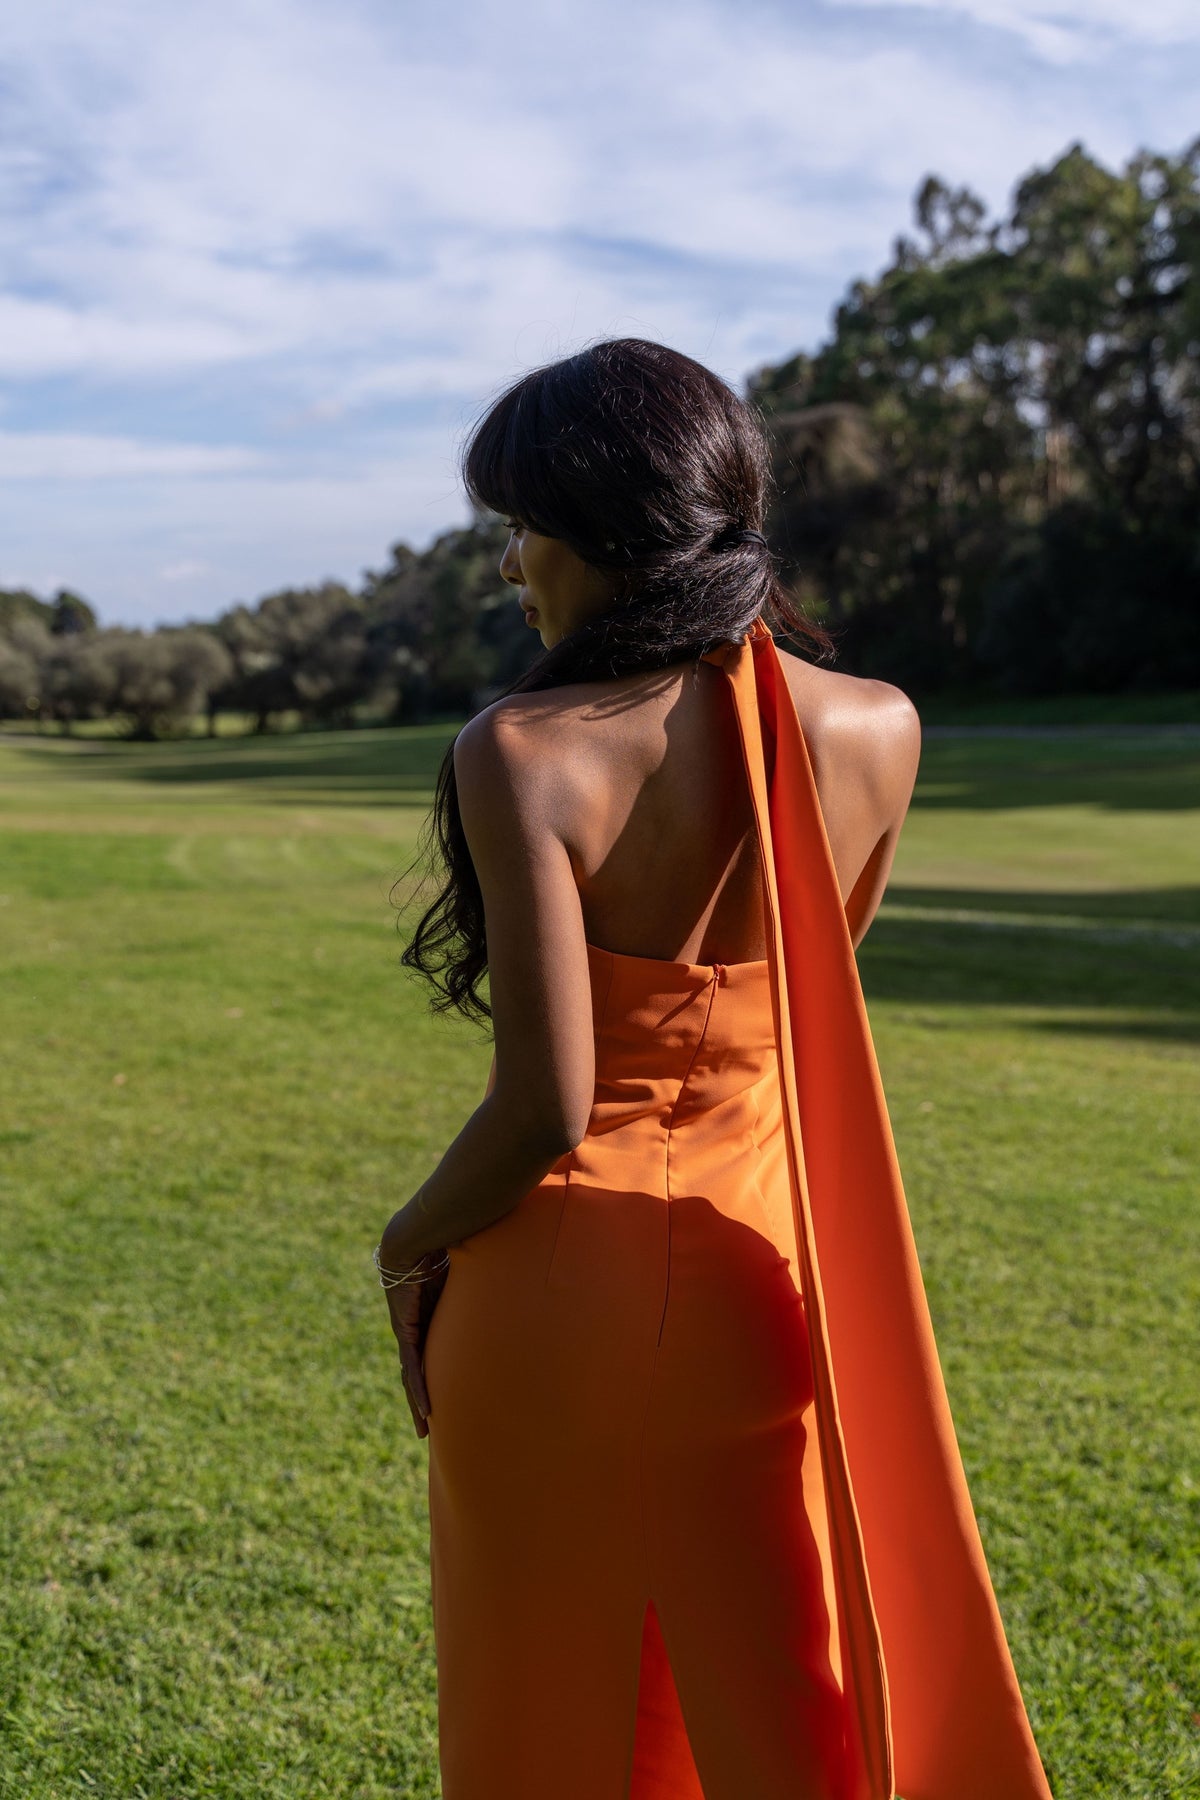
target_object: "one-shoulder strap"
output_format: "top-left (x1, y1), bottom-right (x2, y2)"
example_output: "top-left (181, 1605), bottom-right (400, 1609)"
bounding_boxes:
top-left (712, 624), bottom-right (1053, 1800)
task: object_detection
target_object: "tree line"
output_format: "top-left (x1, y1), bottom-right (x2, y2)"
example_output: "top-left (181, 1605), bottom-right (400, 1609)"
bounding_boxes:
top-left (0, 527), bottom-right (523, 738)
top-left (2, 137), bottom-right (1196, 737)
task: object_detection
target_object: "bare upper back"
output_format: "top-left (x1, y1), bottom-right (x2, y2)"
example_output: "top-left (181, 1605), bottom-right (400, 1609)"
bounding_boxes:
top-left (487, 647), bottom-right (921, 963)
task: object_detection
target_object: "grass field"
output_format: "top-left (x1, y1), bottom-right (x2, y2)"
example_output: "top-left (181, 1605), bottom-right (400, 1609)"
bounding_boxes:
top-left (0, 714), bottom-right (1197, 1799)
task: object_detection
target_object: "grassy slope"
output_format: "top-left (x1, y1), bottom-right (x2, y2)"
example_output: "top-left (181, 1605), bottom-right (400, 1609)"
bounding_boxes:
top-left (0, 722), bottom-right (1196, 1799)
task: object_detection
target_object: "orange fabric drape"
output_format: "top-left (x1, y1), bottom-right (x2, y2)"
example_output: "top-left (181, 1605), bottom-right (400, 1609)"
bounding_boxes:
top-left (700, 618), bottom-right (1053, 1800)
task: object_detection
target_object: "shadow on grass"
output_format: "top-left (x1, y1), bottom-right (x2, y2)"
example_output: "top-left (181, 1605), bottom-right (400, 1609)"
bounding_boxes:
top-left (9, 723), bottom-right (1200, 813)
top-left (861, 885), bottom-right (1200, 1042)
top-left (885, 884), bottom-right (1200, 927)
top-left (910, 735), bottom-right (1200, 812)
top-left (3, 723), bottom-right (460, 798)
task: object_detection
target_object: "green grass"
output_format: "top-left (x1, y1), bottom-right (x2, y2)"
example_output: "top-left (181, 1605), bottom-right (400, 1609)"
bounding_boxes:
top-left (915, 688), bottom-right (1200, 726)
top-left (1, 721), bottom-right (1197, 1799)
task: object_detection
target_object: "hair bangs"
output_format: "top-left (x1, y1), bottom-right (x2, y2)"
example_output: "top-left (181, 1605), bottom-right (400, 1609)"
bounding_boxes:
top-left (462, 376), bottom-right (562, 539)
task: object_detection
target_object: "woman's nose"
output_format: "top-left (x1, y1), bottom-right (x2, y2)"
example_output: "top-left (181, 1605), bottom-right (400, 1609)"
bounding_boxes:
top-left (500, 539), bottom-right (522, 585)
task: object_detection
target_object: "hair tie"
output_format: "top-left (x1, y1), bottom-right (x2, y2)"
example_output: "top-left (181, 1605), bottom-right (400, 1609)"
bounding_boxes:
top-left (713, 526), bottom-right (768, 551)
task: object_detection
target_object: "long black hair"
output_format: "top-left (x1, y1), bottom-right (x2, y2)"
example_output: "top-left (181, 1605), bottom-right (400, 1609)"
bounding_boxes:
top-left (398, 337), bottom-right (835, 1025)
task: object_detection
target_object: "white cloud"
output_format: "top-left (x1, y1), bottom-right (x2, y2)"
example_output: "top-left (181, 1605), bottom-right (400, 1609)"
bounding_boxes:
top-left (159, 560), bottom-right (213, 582)
top-left (0, 0), bottom-right (1096, 386)
top-left (0, 432), bottom-right (263, 479)
top-left (826, 0), bottom-right (1200, 63)
top-left (0, 296), bottom-right (262, 376)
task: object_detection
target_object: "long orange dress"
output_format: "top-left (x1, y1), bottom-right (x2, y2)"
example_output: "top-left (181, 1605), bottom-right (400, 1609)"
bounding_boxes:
top-left (422, 616), bottom-right (1053, 1800)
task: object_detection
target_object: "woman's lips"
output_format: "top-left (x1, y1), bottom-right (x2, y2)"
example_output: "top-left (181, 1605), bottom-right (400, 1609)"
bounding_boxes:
top-left (522, 606), bottom-right (539, 625)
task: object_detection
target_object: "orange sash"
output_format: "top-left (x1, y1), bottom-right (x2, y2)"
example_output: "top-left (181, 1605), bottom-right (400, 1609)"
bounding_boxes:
top-left (700, 617), bottom-right (1053, 1800)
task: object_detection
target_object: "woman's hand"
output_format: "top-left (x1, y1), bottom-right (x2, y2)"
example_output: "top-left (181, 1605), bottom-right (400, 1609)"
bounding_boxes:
top-left (381, 1249), bottom-right (450, 1440)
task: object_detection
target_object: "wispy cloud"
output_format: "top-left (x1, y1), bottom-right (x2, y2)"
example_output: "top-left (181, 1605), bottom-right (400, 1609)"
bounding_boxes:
top-left (0, 0), bottom-right (1195, 623)
top-left (826, 0), bottom-right (1200, 64)
top-left (159, 560), bottom-right (214, 583)
top-left (0, 433), bottom-right (263, 480)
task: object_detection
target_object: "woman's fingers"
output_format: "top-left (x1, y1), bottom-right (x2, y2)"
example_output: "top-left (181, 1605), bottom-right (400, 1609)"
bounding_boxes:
top-left (379, 1251), bottom-right (450, 1439)
top-left (387, 1282), bottom-right (432, 1435)
top-left (400, 1352), bottom-right (430, 1439)
top-left (400, 1338), bottom-right (431, 1423)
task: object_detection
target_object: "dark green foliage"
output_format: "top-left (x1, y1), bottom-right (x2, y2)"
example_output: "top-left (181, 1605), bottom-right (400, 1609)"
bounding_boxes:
top-left (211, 583), bottom-right (369, 732)
top-left (0, 588), bottom-right (96, 637)
top-left (359, 517), bottom-right (529, 721)
top-left (47, 590), bottom-right (99, 635)
top-left (977, 504), bottom-right (1200, 695)
top-left (752, 139), bottom-right (1200, 697)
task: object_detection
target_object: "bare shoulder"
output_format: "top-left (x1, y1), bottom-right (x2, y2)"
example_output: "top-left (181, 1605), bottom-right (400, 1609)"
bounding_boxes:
top-left (777, 651), bottom-right (922, 815)
top-left (452, 690), bottom-right (584, 823)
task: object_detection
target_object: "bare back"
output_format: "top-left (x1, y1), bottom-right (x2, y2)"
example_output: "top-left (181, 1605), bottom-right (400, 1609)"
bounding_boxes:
top-left (509, 649), bottom-right (921, 964)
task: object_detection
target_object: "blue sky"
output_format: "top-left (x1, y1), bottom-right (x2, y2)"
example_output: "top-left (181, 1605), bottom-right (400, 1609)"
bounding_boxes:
top-left (1, 0), bottom-right (1197, 628)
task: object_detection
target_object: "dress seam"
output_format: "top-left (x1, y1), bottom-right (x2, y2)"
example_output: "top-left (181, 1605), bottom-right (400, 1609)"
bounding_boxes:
top-left (663, 975), bottom-right (721, 1181)
top-left (637, 972), bottom-right (722, 1592)
top-left (660, 971), bottom-right (721, 1341)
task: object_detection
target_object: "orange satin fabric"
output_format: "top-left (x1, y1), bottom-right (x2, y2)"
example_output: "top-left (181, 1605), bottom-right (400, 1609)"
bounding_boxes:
top-left (422, 616), bottom-right (1053, 1800)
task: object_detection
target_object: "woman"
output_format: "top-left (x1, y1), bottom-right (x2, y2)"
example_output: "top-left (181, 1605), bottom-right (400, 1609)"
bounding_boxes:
top-left (376, 340), bottom-right (1052, 1800)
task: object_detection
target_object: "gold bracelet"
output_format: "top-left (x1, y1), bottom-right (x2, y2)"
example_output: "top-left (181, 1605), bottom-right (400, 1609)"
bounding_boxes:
top-left (372, 1243), bottom-right (450, 1290)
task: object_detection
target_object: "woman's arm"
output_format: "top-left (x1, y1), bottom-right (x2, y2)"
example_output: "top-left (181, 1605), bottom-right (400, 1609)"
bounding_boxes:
top-left (379, 698), bottom-right (597, 1269)
top-left (842, 685), bottom-right (922, 950)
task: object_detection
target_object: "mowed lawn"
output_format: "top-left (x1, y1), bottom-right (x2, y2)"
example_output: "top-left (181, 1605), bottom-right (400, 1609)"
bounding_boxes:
top-left (0, 715), bottom-right (1197, 1800)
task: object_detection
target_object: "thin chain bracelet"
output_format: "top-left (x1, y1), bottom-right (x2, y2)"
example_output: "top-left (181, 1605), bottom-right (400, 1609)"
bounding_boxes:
top-left (372, 1243), bottom-right (450, 1290)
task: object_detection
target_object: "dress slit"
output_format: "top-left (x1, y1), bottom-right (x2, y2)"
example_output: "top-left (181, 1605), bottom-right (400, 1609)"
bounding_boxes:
top-left (629, 1601), bottom-right (704, 1800)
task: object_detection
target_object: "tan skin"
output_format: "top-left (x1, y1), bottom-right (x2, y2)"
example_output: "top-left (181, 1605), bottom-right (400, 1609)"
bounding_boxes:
top-left (379, 523), bottom-right (923, 1437)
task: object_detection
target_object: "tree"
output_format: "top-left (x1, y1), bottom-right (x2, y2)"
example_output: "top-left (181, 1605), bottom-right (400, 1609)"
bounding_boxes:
top-left (39, 631), bottom-right (120, 730)
top-left (48, 590), bottom-right (98, 636)
top-left (98, 629), bottom-right (234, 739)
top-left (360, 518), bottom-right (526, 720)
top-left (0, 618), bottom-right (48, 721)
top-left (212, 584), bottom-right (367, 730)
top-left (751, 138), bottom-right (1200, 694)
top-left (1008, 139), bottom-right (1200, 526)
